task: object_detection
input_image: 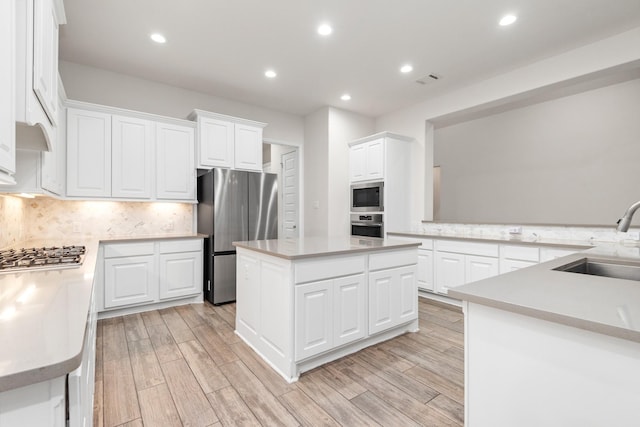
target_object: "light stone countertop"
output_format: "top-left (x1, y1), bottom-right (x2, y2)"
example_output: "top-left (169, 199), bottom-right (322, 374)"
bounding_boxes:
top-left (388, 231), bottom-right (593, 249)
top-left (0, 239), bottom-right (100, 392)
top-left (0, 233), bottom-right (205, 392)
top-left (233, 236), bottom-right (421, 260)
top-left (449, 243), bottom-right (640, 343)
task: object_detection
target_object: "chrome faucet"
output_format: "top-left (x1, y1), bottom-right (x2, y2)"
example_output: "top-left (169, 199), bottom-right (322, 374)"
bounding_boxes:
top-left (616, 200), bottom-right (640, 232)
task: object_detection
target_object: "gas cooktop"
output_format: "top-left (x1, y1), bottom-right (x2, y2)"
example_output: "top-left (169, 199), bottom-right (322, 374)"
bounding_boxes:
top-left (0, 245), bottom-right (86, 273)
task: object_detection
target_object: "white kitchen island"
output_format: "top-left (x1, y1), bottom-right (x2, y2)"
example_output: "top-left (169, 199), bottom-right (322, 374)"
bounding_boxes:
top-left (449, 244), bottom-right (640, 427)
top-left (233, 236), bottom-right (421, 382)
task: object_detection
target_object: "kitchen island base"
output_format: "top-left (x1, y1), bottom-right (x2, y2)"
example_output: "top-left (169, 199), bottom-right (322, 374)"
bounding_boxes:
top-left (233, 238), bottom-right (420, 383)
top-left (463, 302), bottom-right (640, 427)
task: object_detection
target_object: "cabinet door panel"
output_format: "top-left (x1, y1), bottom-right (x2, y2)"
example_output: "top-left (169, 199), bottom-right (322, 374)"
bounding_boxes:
top-left (234, 124), bottom-right (262, 171)
top-left (365, 138), bottom-right (384, 180)
top-left (236, 253), bottom-right (260, 338)
top-left (418, 249), bottom-right (434, 291)
top-left (349, 144), bottom-right (366, 182)
top-left (435, 252), bottom-right (465, 295)
top-left (199, 118), bottom-right (233, 168)
top-left (66, 109), bottom-right (111, 197)
top-left (397, 266), bottom-right (417, 322)
top-left (112, 115), bottom-right (153, 199)
top-left (295, 280), bottom-right (333, 360)
top-left (156, 123), bottom-right (195, 200)
top-left (32, 0), bottom-right (58, 125)
top-left (466, 255), bottom-right (499, 284)
top-left (159, 252), bottom-right (202, 300)
top-left (333, 274), bottom-right (366, 347)
top-left (368, 270), bottom-right (394, 334)
top-left (104, 255), bottom-right (156, 308)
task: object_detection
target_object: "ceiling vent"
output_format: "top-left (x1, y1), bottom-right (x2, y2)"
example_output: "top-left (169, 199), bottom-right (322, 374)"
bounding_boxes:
top-left (416, 73), bottom-right (442, 85)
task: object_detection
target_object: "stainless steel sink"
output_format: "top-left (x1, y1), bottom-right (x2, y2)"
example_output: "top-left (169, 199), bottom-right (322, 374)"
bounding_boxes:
top-left (554, 258), bottom-right (640, 281)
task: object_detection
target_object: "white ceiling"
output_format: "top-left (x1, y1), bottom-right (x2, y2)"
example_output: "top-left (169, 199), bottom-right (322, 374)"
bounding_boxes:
top-left (58, 0), bottom-right (640, 118)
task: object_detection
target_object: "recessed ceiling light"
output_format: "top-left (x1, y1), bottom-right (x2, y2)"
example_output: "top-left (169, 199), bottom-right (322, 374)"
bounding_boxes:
top-left (341, 94), bottom-right (351, 101)
top-left (400, 64), bottom-right (413, 73)
top-left (317, 23), bottom-right (333, 36)
top-left (150, 33), bottom-right (166, 44)
top-left (499, 14), bottom-right (517, 26)
top-left (265, 69), bottom-right (277, 78)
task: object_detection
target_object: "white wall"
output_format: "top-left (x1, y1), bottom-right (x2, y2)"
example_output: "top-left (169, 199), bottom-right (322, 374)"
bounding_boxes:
top-left (328, 108), bottom-right (375, 236)
top-left (435, 78), bottom-right (640, 225)
top-left (302, 107), bottom-right (374, 237)
top-left (375, 27), bottom-right (640, 224)
top-left (303, 108), bottom-right (329, 236)
top-left (59, 61), bottom-right (304, 144)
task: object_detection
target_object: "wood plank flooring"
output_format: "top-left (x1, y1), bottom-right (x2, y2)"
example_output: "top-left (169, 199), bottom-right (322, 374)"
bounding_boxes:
top-left (94, 298), bottom-right (464, 427)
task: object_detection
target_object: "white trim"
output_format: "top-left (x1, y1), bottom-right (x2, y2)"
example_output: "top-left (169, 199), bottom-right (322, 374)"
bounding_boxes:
top-left (188, 109), bottom-right (267, 128)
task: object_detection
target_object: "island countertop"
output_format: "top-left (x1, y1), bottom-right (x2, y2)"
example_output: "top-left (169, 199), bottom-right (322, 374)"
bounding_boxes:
top-left (448, 243), bottom-right (640, 343)
top-left (233, 236), bottom-right (421, 260)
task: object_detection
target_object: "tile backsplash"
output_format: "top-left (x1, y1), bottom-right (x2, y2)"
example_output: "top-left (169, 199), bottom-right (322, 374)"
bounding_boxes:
top-left (0, 195), bottom-right (194, 247)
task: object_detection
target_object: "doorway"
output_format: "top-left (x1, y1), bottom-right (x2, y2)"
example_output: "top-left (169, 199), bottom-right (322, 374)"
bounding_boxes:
top-left (263, 140), bottom-right (302, 238)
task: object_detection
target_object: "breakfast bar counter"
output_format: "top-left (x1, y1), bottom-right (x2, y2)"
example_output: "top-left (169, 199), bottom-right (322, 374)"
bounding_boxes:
top-left (233, 237), bottom-right (421, 382)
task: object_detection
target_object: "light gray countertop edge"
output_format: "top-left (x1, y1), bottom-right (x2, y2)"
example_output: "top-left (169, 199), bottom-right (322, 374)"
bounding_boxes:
top-left (448, 246), bottom-right (640, 344)
top-left (388, 231), bottom-right (593, 249)
top-left (233, 239), bottom-right (421, 260)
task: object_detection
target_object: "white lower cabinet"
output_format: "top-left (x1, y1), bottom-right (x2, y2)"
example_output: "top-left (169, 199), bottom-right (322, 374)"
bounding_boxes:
top-left (295, 279), bottom-right (333, 360)
top-left (333, 274), bottom-right (367, 346)
top-left (159, 240), bottom-right (203, 300)
top-left (100, 238), bottom-right (203, 313)
top-left (435, 251), bottom-right (466, 294)
top-left (104, 243), bottom-right (156, 309)
top-left (295, 274), bottom-right (366, 360)
top-left (417, 249), bottom-right (434, 291)
top-left (466, 255), bottom-right (500, 283)
top-left (369, 265), bottom-right (417, 335)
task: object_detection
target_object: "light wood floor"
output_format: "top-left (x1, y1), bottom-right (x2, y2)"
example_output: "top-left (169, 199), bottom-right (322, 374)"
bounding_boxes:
top-left (94, 298), bottom-right (464, 427)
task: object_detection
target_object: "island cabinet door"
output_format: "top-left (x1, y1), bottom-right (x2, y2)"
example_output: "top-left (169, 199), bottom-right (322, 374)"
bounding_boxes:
top-left (295, 280), bottom-right (333, 360)
top-left (369, 265), bottom-right (418, 335)
top-left (333, 274), bottom-right (366, 347)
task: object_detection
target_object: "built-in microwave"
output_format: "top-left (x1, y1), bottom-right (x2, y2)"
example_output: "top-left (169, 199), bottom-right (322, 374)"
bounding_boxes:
top-left (350, 181), bottom-right (384, 212)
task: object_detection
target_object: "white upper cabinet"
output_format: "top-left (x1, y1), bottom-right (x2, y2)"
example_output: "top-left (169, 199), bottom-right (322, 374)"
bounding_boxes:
top-left (112, 115), bottom-right (153, 199)
top-left (0, 0), bottom-right (16, 183)
top-left (14, 0), bottom-right (65, 151)
top-left (349, 138), bottom-right (384, 182)
top-left (65, 101), bottom-right (196, 202)
top-left (66, 108), bottom-right (112, 197)
top-left (41, 94), bottom-right (66, 195)
top-left (156, 122), bottom-right (195, 200)
top-left (189, 110), bottom-right (266, 171)
top-left (234, 123), bottom-right (263, 171)
top-left (197, 117), bottom-right (234, 168)
top-left (32, 0), bottom-right (59, 126)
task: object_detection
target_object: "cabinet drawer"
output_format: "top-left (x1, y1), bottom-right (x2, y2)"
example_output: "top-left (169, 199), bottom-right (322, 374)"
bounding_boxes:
top-left (436, 240), bottom-right (498, 257)
top-left (369, 249), bottom-right (417, 271)
top-left (159, 239), bottom-right (202, 254)
top-left (295, 255), bottom-right (365, 284)
top-left (104, 242), bottom-right (155, 258)
top-left (501, 245), bottom-right (539, 262)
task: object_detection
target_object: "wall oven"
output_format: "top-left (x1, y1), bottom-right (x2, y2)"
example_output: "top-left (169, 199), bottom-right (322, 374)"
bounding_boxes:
top-left (350, 181), bottom-right (384, 212)
top-left (351, 214), bottom-right (384, 238)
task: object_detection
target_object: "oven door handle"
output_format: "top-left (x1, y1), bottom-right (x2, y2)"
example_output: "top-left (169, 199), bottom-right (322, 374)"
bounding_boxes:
top-left (351, 222), bottom-right (383, 227)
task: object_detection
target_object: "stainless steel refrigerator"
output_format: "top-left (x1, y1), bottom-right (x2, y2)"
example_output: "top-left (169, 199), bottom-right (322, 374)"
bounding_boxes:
top-left (197, 168), bottom-right (278, 304)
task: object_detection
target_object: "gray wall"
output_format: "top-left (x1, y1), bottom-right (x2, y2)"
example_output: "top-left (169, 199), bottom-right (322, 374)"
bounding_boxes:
top-left (434, 78), bottom-right (640, 225)
top-left (59, 61), bottom-right (304, 144)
